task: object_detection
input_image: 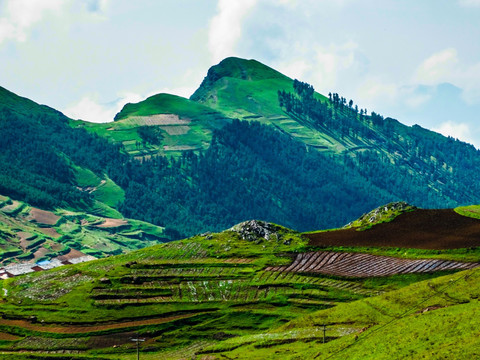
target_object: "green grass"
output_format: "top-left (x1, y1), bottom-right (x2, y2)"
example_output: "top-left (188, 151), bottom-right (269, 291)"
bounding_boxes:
top-left (200, 266), bottom-right (480, 359)
top-left (0, 220), bottom-right (476, 358)
top-left (344, 202), bottom-right (416, 230)
top-left (93, 177), bottom-right (125, 208)
top-left (73, 94), bottom-right (230, 159)
top-left (115, 93), bottom-right (220, 121)
top-left (454, 204), bottom-right (480, 219)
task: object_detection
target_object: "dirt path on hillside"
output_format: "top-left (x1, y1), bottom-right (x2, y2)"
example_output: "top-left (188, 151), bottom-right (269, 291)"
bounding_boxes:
top-left (0, 312), bottom-right (205, 334)
top-left (306, 209), bottom-right (480, 249)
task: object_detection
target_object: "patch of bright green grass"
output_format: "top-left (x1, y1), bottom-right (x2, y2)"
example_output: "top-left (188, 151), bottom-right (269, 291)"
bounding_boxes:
top-left (454, 204), bottom-right (480, 219)
top-left (205, 267), bottom-right (480, 359)
top-left (93, 177), bottom-right (125, 208)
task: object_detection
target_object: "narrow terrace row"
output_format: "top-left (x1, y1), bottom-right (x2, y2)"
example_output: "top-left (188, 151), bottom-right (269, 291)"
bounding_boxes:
top-left (266, 251), bottom-right (479, 277)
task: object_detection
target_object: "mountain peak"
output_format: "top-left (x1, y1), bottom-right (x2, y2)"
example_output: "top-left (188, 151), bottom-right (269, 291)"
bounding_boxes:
top-left (190, 57), bottom-right (287, 102)
top-left (0, 85), bottom-right (64, 118)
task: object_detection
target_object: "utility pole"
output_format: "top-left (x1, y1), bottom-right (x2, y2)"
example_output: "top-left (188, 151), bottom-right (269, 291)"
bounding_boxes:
top-left (131, 335), bottom-right (145, 360)
top-left (322, 324), bottom-right (330, 344)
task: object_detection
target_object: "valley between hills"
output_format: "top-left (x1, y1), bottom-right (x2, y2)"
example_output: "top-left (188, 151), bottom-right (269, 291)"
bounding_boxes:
top-left (0, 57), bottom-right (479, 359)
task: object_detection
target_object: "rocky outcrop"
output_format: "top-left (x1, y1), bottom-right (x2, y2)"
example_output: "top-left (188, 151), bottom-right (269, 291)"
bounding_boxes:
top-left (345, 202), bottom-right (416, 229)
top-left (230, 220), bottom-right (283, 243)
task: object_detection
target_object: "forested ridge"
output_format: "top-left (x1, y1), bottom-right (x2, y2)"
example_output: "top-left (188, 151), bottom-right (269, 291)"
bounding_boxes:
top-left (0, 107), bottom-right (124, 210)
top-left (118, 119), bottom-right (395, 237)
top-left (278, 80), bottom-right (480, 207)
top-left (2, 57), bottom-right (480, 239)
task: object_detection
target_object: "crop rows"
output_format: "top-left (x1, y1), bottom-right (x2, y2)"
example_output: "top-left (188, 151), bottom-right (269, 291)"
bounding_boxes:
top-left (6, 336), bottom-right (89, 351)
top-left (153, 242), bottom-right (208, 260)
top-left (255, 271), bottom-right (378, 296)
top-left (121, 265), bottom-right (244, 279)
top-left (266, 251), bottom-right (479, 277)
top-left (92, 268), bottom-right (374, 306)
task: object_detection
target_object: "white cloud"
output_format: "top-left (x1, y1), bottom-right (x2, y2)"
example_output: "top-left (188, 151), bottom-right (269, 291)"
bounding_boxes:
top-left (208, 0), bottom-right (258, 63)
top-left (458, 0), bottom-right (480, 7)
top-left (0, 0), bottom-right (65, 44)
top-left (415, 48), bottom-right (458, 86)
top-left (433, 121), bottom-right (477, 147)
top-left (414, 48), bottom-right (480, 105)
top-left (274, 41), bottom-right (360, 96)
top-left (64, 90), bottom-right (145, 123)
top-left (64, 95), bottom-right (116, 123)
top-left (359, 79), bottom-right (398, 104)
top-left (0, 0), bottom-right (109, 45)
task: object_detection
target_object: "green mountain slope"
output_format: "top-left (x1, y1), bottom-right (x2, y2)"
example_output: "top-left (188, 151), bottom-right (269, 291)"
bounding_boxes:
top-left (189, 57), bottom-right (480, 207)
top-left (0, 86), bottom-right (63, 118)
top-left (0, 215), bottom-right (477, 358)
top-left (0, 195), bottom-right (166, 264)
top-left (78, 93), bottom-right (231, 158)
top-left (4, 56), bottom-right (480, 239)
top-left (190, 57), bottom-right (342, 153)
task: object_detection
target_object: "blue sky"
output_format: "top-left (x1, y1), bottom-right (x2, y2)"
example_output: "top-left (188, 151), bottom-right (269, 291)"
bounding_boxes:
top-left (1, 0), bottom-right (480, 147)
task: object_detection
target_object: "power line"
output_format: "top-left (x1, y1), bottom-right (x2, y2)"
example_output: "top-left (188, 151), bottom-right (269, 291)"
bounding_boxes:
top-left (314, 268), bottom-right (477, 359)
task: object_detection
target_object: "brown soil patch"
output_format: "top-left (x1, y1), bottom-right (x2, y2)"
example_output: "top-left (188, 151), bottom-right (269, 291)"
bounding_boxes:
top-left (33, 246), bottom-right (50, 260)
top-left (0, 332), bottom-right (21, 341)
top-left (16, 232), bottom-right (35, 250)
top-left (57, 249), bottom-right (88, 262)
top-left (222, 258), bottom-right (254, 264)
top-left (160, 125), bottom-right (191, 135)
top-left (29, 208), bottom-right (60, 225)
top-left (87, 331), bottom-right (138, 348)
top-left (95, 218), bottom-right (128, 228)
top-left (306, 209), bottom-right (480, 250)
top-left (0, 312), bottom-right (206, 334)
top-left (1, 200), bottom-right (21, 213)
top-left (38, 227), bottom-right (61, 238)
top-left (163, 145), bottom-right (199, 151)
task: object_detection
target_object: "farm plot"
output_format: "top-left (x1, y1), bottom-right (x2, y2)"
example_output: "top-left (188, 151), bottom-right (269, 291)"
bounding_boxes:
top-left (27, 208), bottom-right (60, 225)
top-left (123, 114), bottom-right (191, 126)
top-left (266, 251), bottom-right (479, 277)
top-left (306, 209), bottom-right (480, 249)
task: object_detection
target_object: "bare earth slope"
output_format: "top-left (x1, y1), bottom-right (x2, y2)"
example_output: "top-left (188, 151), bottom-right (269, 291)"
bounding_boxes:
top-left (306, 209), bottom-right (480, 249)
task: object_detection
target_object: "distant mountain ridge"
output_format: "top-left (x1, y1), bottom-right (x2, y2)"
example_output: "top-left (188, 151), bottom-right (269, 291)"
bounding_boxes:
top-left (2, 57), bottom-right (480, 238)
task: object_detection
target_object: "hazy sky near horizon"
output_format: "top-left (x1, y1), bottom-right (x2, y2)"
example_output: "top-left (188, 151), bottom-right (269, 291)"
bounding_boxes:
top-left (1, 0), bottom-right (480, 147)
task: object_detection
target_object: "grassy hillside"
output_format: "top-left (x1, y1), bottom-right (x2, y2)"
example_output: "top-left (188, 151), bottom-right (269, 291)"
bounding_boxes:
top-left (190, 58), bottom-right (480, 208)
top-left (0, 195), bottom-right (168, 264)
top-left (0, 86), bottom-right (63, 118)
top-left (0, 216), bottom-right (477, 358)
top-left (5, 56), bottom-right (480, 250)
top-left (202, 266), bottom-right (480, 359)
top-left (75, 93), bottom-right (230, 158)
top-left (191, 57), bottom-right (334, 150)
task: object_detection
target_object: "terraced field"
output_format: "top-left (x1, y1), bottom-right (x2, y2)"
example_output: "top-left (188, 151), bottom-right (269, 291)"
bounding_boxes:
top-left (267, 251), bottom-right (478, 277)
top-left (0, 195), bottom-right (168, 267)
top-left (0, 219), bottom-right (477, 358)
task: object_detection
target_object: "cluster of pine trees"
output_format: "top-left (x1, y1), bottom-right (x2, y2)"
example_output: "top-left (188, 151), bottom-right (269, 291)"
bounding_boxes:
top-left (117, 119), bottom-right (393, 237)
top-left (278, 80), bottom-right (480, 208)
top-left (3, 79), bottom-right (480, 239)
top-left (0, 108), bottom-right (124, 210)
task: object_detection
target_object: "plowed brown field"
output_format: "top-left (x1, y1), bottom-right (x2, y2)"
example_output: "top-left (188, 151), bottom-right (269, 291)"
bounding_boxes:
top-left (0, 312), bottom-right (205, 334)
top-left (306, 209), bottom-right (480, 249)
top-left (266, 251), bottom-right (478, 277)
